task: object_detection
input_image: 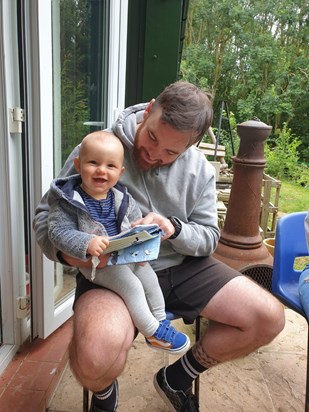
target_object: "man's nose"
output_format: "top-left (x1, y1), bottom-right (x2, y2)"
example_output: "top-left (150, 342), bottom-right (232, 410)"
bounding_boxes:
top-left (149, 145), bottom-right (163, 160)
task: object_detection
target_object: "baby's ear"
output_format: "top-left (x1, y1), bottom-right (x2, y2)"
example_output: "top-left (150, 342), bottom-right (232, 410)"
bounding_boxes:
top-left (73, 157), bottom-right (80, 172)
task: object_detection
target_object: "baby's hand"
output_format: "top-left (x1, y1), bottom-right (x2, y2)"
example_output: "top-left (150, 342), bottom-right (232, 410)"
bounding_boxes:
top-left (87, 236), bottom-right (110, 257)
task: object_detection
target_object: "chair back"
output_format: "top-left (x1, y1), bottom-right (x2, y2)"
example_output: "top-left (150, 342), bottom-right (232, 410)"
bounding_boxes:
top-left (272, 211), bottom-right (308, 316)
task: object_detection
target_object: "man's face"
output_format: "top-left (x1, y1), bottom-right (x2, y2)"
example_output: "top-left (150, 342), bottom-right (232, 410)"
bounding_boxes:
top-left (133, 107), bottom-right (192, 171)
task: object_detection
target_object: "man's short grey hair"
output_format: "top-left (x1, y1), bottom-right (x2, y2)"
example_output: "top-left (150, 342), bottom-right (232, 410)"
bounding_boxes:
top-left (151, 81), bottom-right (213, 146)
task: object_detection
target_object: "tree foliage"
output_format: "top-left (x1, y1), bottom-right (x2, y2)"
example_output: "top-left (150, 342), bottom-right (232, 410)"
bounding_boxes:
top-left (59, 0), bottom-right (90, 164)
top-left (181, 0), bottom-right (309, 163)
top-left (265, 124), bottom-right (302, 180)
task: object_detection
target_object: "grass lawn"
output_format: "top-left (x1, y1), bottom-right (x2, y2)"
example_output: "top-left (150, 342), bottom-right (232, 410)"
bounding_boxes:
top-left (278, 179), bottom-right (309, 214)
top-left (276, 179), bottom-right (309, 269)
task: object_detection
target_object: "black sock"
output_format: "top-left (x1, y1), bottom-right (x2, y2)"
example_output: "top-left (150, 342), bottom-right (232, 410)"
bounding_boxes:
top-left (93, 381), bottom-right (118, 411)
top-left (166, 348), bottom-right (207, 392)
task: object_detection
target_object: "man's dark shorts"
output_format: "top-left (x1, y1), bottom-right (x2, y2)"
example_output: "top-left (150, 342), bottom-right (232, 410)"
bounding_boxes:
top-left (73, 255), bottom-right (241, 324)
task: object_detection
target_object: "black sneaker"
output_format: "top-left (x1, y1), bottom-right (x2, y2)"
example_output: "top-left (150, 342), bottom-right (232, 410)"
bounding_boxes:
top-left (89, 380), bottom-right (119, 412)
top-left (154, 367), bottom-right (199, 411)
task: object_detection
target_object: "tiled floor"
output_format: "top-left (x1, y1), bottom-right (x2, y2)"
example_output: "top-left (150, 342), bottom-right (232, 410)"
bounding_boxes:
top-left (0, 319), bottom-right (73, 412)
top-left (0, 308), bottom-right (307, 412)
top-left (49, 308), bottom-right (308, 412)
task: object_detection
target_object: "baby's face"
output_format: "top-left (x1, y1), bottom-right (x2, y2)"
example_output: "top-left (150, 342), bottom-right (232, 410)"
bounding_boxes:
top-left (76, 135), bottom-right (125, 200)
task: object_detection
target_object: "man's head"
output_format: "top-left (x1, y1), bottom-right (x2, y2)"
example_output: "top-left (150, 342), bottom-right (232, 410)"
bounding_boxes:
top-left (151, 81), bottom-right (213, 144)
top-left (74, 131), bottom-right (125, 200)
top-left (134, 81), bottom-right (213, 171)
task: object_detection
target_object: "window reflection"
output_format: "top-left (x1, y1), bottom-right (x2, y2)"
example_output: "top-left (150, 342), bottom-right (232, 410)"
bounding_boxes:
top-left (52, 0), bottom-right (109, 305)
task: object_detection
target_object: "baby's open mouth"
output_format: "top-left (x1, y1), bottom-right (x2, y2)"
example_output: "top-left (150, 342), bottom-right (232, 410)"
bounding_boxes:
top-left (93, 177), bottom-right (106, 183)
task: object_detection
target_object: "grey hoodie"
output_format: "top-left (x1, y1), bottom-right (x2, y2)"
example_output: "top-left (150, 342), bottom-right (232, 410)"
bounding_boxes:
top-left (33, 103), bottom-right (220, 271)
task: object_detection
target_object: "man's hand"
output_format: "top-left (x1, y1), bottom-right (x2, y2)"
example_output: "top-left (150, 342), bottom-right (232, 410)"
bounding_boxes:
top-left (132, 212), bottom-right (176, 240)
top-left (87, 236), bottom-right (110, 256)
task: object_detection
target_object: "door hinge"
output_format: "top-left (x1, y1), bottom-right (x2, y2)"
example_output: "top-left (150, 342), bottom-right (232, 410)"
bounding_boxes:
top-left (9, 107), bottom-right (25, 134)
top-left (16, 296), bottom-right (30, 319)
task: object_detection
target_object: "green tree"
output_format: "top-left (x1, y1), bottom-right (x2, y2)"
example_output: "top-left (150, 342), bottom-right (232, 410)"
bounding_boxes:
top-left (59, 0), bottom-right (90, 164)
top-left (181, 0), bottom-right (309, 162)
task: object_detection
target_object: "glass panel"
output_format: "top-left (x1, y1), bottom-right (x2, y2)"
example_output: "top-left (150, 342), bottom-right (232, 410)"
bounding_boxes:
top-left (51, 0), bottom-right (110, 306)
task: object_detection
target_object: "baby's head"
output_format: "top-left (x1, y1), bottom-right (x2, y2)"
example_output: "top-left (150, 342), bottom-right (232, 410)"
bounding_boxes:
top-left (74, 131), bottom-right (125, 199)
top-left (79, 131), bottom-right (124, 162)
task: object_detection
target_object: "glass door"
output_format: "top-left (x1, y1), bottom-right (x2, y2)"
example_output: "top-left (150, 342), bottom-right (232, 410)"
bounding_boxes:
top-left (27, 0), bottom-right (128, 339)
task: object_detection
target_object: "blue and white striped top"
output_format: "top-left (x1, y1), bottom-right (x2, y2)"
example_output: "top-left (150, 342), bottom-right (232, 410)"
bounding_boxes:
top-left (76, 186), bottom-right (118, 236)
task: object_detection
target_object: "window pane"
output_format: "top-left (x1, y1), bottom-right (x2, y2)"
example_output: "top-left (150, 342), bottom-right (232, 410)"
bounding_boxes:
top-left (53, 0), bottom-right (109, 171)
top-left (51, 0), bottom-right (109, 306)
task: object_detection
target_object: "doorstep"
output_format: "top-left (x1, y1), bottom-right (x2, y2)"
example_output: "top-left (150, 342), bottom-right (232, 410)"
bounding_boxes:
top-left (0, 318), bottom-right (73, 412)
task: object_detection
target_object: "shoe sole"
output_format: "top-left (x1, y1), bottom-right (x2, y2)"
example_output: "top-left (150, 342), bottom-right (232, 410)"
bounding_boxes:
top-left (153, 373), bottom-right (176, 412)
top-left (145, 338), bottom-right (190, 356)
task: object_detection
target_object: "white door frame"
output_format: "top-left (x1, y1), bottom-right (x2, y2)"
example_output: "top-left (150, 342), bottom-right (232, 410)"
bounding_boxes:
top-left (0, 0), bottom-right (28, 373)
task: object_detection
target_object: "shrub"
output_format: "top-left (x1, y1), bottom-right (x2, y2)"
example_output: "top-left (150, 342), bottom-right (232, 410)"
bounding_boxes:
top-left (265, 124), bottom-right (304, 182)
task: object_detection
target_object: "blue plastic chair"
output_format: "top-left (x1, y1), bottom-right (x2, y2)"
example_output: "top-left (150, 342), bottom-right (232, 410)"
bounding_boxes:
top-left (272, 211), bottom-right (309, 411)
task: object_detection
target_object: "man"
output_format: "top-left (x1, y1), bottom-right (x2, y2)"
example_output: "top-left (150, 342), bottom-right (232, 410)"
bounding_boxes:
top-left (33, 81), bottom-right (285, 412)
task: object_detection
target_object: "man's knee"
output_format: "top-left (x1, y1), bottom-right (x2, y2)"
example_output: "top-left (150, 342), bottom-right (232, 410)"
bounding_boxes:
top-left (256, 294), bottom-right (285, 343)
top-left (69, 336), bottom-right (103, 378)
top-left (69, 331), bottom-right (130, 390)
top-left (70, 289), bottom-right (135, 384)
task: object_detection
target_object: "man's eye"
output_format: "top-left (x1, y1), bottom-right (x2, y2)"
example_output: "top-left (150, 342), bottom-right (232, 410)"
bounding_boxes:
top-left (148, 131), bottom-right (156, 141)
top-left (89, 160), bottom-right (97, 165)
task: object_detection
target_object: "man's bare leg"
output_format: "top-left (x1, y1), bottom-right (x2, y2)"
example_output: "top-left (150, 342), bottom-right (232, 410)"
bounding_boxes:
top-left (154, 276), bottom-right (285, 411)
top-left (69, 288), bottom-right (135, 392)
top-left (200, 275), bottom-right (285, 361)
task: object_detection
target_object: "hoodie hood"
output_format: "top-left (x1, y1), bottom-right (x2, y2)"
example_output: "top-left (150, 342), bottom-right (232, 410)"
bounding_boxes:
top-left (112, 103), bottom-right (147, 150)
top-left (51, 174), bottom-right (82, 199)
top-left (49, 174), bottom-right (131, 231)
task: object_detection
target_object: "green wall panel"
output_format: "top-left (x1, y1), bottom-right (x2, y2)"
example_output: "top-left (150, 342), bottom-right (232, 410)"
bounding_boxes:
top-left (125, 0), bottom-right (189, 106)
top-left (142, 0), bottom-right (183, 101)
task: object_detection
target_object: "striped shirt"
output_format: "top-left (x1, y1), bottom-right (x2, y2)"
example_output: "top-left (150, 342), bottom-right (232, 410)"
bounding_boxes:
top-left (76, 186), bottom-right (118, 236)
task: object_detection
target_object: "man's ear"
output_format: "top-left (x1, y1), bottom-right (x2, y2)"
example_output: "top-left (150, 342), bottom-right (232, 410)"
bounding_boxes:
top-left (143, 98), bottom-right (155, 120)
top-left (120, 166), bottom-right (125, 176)
top-left (73, 157), bottom-right (80, 172)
